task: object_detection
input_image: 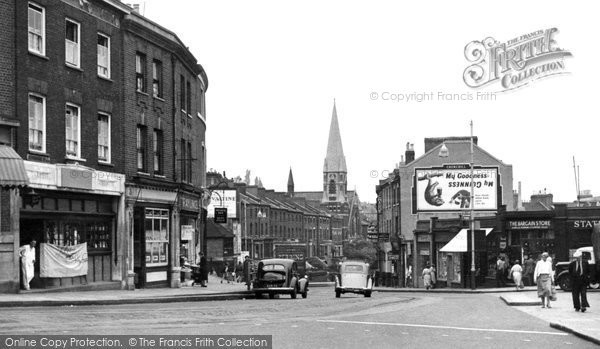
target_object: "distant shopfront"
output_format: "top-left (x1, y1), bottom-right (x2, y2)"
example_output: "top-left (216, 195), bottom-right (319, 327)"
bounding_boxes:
top-left (21, 161), bottom-right (125, 290)
top-left (128, 185), bottom-right (176, 288)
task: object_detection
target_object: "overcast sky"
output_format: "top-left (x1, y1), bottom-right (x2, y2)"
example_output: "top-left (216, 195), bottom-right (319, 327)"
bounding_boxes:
top-left (142, 0), bottom-right (599, 203)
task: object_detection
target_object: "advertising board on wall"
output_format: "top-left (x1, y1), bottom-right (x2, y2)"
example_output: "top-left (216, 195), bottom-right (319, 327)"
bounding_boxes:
top-left (207, 189), bottom-right (237, 218)
top-left (413, 166), bottom-right (499, 213)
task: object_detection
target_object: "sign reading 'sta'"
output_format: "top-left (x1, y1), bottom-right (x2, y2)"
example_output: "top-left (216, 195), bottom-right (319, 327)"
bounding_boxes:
top-left (463, 28), bottom-right (572, 91)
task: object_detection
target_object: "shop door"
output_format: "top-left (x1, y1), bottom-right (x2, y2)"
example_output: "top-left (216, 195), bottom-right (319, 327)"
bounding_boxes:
top-left (133, 207), bottom-right (146, 288)
top-left (446, 255), bottom-right (454, 287)
top-left (19, 219), bottom-right (44, 289)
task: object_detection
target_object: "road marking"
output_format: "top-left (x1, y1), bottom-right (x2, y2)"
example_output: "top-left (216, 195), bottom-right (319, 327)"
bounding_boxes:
top-left (317, 320), bottom-right (567, 336)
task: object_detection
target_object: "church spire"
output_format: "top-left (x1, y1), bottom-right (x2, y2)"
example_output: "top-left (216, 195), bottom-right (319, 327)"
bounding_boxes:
top-left (287, 167), bottom-right (294, 196)
top-left (323, 100), bottom-right (347, 173)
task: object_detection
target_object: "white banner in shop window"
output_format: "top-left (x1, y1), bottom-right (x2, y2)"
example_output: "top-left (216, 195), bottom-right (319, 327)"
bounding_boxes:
top-left (40, 243), bottom-right (88, 278)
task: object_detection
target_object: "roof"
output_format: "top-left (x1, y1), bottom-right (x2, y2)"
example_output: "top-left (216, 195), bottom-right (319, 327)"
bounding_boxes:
top-left (406, 139), bottom-right (510, 168)
top-left (259, 258), bottom-right (296, 266)
top-left (323, 101), bottom-right (347, 173)
top-left (206, 220), bottom-right (234, 239)
top-left (0, 145), bottom-right (29, 188)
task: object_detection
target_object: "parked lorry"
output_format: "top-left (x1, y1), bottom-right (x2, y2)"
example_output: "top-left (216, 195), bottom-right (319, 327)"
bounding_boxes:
top-left (555, 246), bottom-right (599, 292)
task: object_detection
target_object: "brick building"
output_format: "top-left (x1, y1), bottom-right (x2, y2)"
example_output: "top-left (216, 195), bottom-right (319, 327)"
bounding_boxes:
top-left (0, 0), bottom-right (207, 293)
top-left (122, 11), bottom-right (208, 289)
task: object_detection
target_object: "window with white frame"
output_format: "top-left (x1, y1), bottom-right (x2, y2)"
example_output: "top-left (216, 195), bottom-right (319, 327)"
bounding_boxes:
top-left (28, 3), bottom-right (45, 55)
top-left (65, 104), bottom-right (81, 158)
top-left (97, 33), bottom-right (110, 78)
top-left (28, 94), bottom-right (45, 152)
top-left (65, 19), bottom-right (80, 67)
top-left (98, 113), bottom-right (110, 163)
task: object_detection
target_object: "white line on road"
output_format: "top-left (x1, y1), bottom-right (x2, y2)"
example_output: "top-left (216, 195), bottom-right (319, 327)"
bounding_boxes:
top-left (317, 320), bottom-right (568, 336)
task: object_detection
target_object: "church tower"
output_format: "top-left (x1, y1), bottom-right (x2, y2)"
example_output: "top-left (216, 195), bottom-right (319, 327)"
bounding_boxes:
top-left (287, 167), bottom-right (295, 196)
top-left (322, 100), bottom-right (347, 204)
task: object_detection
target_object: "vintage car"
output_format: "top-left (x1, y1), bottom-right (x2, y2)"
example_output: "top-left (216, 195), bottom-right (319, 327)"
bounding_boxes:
top-left (335, 260), bottom-right (373, 298)
top-left (555, 246), bottom-right (599, 292)
top-left (252, 259), bottom-right (309, 299)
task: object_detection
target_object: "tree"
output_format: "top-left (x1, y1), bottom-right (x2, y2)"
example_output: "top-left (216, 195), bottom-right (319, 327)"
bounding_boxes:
top-left (343, 239), bottom-right (377, 264)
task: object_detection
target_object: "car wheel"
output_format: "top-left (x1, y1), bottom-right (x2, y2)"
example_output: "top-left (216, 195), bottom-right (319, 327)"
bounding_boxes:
top-left (335, 290), bottom-right (341, 298)
top-left (269, 293), bottom-right (275, 299)
top-left (364, 291), bottom-right (372, 298)
top-left (558, 275), bottom-right (572, 292)
top-left (589, 282), bottom-right (600, 289)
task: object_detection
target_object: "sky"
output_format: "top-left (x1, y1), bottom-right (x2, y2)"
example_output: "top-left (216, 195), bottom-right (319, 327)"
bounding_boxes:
top-left (141, 0), bottom-right (599, 203)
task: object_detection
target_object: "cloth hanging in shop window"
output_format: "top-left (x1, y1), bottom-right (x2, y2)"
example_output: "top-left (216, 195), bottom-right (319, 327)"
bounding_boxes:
top-left (40, 243), bottom-right (88, 278)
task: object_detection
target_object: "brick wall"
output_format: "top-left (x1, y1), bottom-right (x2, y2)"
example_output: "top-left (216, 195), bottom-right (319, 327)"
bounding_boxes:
top-left (0, 0), bottom-right (16, 120)
top-left (14, 0), bottom-right (125, 173)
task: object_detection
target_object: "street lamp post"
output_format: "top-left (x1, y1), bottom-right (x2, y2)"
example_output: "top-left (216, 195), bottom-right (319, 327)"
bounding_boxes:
top-left (469, 120), bottom-right (476, 290)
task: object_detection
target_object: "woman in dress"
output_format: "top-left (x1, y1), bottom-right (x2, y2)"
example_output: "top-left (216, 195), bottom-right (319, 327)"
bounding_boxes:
top-left (534, 252), bottom-right (554, 308)
top-left (510, 260), bottom-right (523, 291)
top-left (422, 264), bottom-right (432, 290)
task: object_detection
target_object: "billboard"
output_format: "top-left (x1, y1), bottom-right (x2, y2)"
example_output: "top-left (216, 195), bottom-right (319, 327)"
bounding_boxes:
top-left (414, 166), bottom-right (498, 212)
top-left (207, 189), bottom-right (237, 218)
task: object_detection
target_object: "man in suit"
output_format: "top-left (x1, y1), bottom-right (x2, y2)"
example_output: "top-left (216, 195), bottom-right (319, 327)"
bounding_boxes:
top-left (569, 250), bottom-right (590, 312)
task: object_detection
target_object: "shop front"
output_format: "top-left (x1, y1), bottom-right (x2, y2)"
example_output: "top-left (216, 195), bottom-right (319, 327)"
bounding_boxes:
top-left (178, 192), bottom-right (201, 265)
top-left (504, 218), bottom-right (555, 262)
top-left (127, 185), bottom-right (177, 289)
top-left (21, 161), bottom-right (125, 290)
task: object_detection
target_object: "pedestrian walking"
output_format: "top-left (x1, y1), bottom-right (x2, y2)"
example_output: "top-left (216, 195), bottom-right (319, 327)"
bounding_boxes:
top-left (422, 264), bottom-right (433, 290)
top-left (534, 252), bottom-right (554, 308)
top-left (221, 263), bottom-right (231, 283)
top-left (405, 265), bottom-right (413, 288)
top-left (569, 250), bottom-right (590, 312)
top-left (496, 256), bottom-right (507, 287)
top-left (235, 261), bottom-right (243, 283)
top-left (19, 240), bottom-right (36, 290)
top-left (522, 255), bottom-right (535, 286)
top-left (243, 256), bottom-right (252, 290)
top-left (510, 260), bottom-right (523, 291)
top-left (430, 266), bottom-right (436, 289)
top-left (199, 252), bottom-right (207, 287)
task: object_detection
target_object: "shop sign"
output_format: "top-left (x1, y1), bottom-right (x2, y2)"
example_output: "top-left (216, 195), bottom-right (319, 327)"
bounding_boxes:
top-left (91, 170), bottom-right (124, 194)
top-left (59, 166), bottom-right (93, 190)
top-left (389, 253), bottom-right (400, 260)
top-left (214, 207), bottom-right (227, 223)
top-left (572, 220), bottom-right (600, 229)
top-left (179, 194), bottom-right (200, 212)
top-left (417, 234), bottom-right (431, 242)
top-left (24, 161), bottom-right (57, 187)
top-left (207, 190), bottom-right (237, 218)
top-left (508, 220), bottom-right (551, 230)
top-left (419, 250), bottom-right (430, 256)
top-left (414, 166), bottom-right (499, 212)
top-left (181, 225), bottom-right (194, 240)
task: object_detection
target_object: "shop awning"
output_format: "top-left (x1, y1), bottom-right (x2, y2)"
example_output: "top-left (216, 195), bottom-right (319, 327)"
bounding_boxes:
top-left (0, 145), bottom-right (29, 188)
top-left (206, 220), bottom-right (234, 238)
top-left (439, 228), bottom-right (494, 252)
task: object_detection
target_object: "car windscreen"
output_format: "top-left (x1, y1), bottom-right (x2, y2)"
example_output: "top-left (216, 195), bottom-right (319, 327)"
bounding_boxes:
top-left (262, 264), bottom-right (286, 271)
top-left (344, 265), bottom-right (364, 273)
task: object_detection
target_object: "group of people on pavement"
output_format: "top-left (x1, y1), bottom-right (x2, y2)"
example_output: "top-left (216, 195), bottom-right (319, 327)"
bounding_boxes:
top-left (218, 256), bottom-right (253, 290)
top-left (496, 251), bottom-right (591, 312)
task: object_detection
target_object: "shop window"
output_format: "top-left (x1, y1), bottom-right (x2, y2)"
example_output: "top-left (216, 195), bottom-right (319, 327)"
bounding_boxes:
top-left (86, 222), bottom-right (111, 249)
top-left (145, 208), bottom-right (169, 266)
top-left (84, 200), bottom-right (97, 213)
top-left (42, 197), bottom-right (56, 210)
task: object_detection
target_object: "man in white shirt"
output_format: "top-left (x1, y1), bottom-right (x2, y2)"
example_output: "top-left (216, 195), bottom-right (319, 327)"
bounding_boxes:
top-left (19, 240), bottom-right (37, 290)
top-left (534, 252), bottom-right (554, 308)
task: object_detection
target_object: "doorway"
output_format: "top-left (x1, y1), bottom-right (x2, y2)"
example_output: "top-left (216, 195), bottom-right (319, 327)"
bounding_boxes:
top-left (19, 219), bottom-right (44, 289)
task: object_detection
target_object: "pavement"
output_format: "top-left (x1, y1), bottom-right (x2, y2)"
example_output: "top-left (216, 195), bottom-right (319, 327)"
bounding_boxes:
top-left (500, 289), bottom-right (600, 345)
top-left (1, 278), bottom-right (599, 345)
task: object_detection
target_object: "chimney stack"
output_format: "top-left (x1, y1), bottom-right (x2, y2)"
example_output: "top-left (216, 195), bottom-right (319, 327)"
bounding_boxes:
top-left (405, 143), bottom-right (415, 164)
